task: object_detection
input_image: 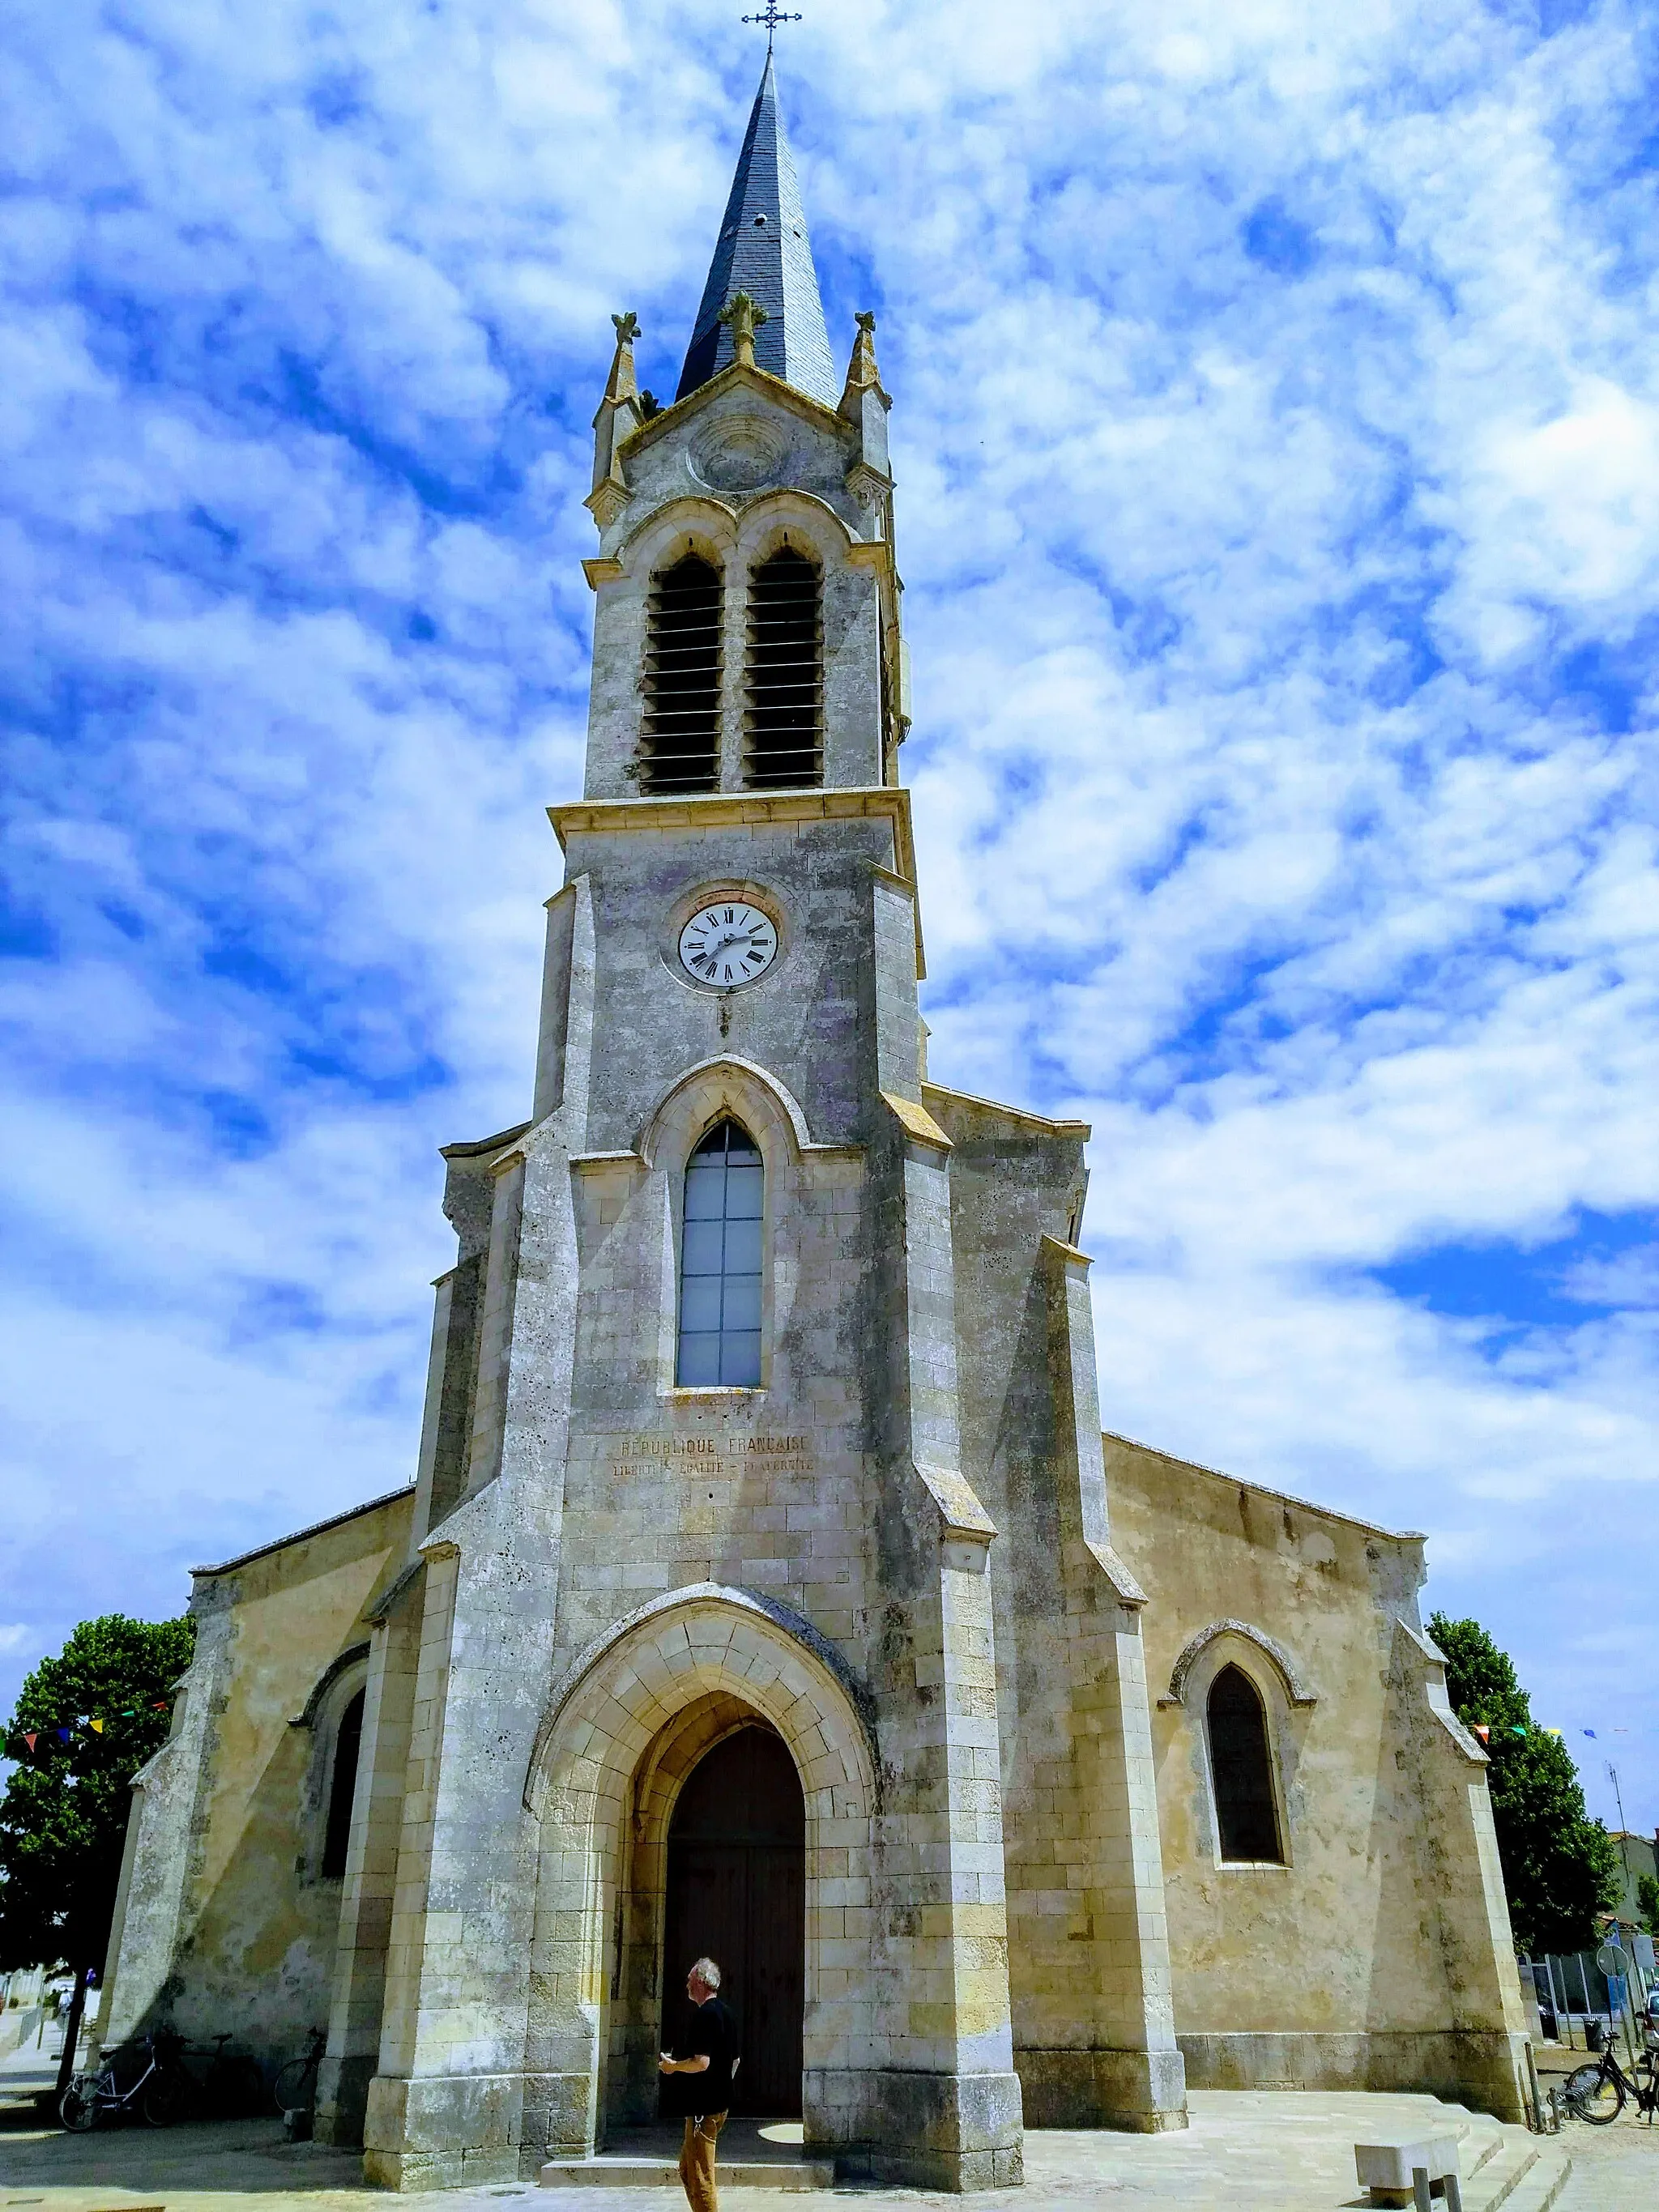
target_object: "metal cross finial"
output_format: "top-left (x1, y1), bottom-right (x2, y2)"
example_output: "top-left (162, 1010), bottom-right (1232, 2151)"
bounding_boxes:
top-left (741, 1), bottom-right (802, 54)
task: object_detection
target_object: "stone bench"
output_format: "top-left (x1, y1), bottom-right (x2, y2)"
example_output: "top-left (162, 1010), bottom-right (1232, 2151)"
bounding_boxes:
top-left (1354, 2133), bottom-right (1462, 2209)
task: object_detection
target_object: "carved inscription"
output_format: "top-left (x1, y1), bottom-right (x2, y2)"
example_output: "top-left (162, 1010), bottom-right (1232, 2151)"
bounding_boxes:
top-left (610, 1433), bottom-right (813, 1480)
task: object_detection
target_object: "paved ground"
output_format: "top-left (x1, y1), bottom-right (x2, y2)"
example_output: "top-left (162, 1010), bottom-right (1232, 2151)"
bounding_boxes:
top-left (1551, 2111), bottom-right (1656, 2211)
top-left (1532, 2030), bottom-right (1658, 2210)
top-left (0, 2030), bottom-right (1643, 2212)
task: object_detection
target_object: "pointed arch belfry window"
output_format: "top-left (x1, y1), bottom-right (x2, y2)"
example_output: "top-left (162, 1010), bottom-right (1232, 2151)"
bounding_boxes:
top-left (676, 1120), bottom-right (763, 1386)
top-left (642, 553), bottom-right (723, 795)
top-left (1206, 1664), bottom-right (1285, 1864)
top-left (744, 547), bottom-right (823, 789)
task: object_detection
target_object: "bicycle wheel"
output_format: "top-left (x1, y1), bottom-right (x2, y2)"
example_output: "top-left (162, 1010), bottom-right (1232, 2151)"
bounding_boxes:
top-left (1564, 2060), bottom-right (1624, 2123)
top-left (140, 2072), bottom-right (187, 2128)
top-left (271, 2056), bottom-right (316, 2115)
top-left (58, 2078), bottom-right (100, 2132)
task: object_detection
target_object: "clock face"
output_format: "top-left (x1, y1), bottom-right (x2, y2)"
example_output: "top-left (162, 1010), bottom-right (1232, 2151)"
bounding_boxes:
top-left (678, 900), bottom-right (779, 988)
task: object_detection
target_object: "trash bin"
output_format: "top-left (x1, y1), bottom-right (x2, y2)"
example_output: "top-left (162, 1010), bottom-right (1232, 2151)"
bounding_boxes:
top-left (1585, 2018), bottom-right (1605, 2052)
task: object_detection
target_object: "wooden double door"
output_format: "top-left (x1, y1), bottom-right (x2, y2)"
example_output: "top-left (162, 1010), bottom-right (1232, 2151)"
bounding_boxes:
top-left (659, 1724), bottom-right (804, 2117)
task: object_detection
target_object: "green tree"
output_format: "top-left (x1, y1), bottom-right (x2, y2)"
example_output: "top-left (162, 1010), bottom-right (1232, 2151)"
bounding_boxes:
top-left (1638, 1873), bottom-right (1659, 1937)
top-left (1428, 1612), bottom-right (1620, 1956)
top-left (0, 1613), bottom-right (195, 2081)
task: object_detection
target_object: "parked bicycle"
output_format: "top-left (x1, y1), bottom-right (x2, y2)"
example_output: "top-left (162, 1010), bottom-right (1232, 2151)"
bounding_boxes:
top-left (60, 2027), bottom-right (187, 2129)
top-left (58, 2028), bottom-right (265, 2129)
top-left (272, 2026), bottom-right (327, 2118)
top-left (179, 2031), bottom-right (267, 2119)
top-left (1563, 2033), bottom-right (1659, 2125)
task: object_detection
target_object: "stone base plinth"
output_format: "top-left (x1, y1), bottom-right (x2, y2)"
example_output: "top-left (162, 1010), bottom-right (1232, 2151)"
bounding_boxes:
top-left (313, 2053), bottom-right (377, 2148)
top-left (1015, 2046), bottom-right (1188, 2132)
top-left (1177, 2030), bottom-right (1529, 2125)
top-left (804, 2067), bottom-right (1024, 2191)
top-left (363, 2069), bottom-right (531, 2189)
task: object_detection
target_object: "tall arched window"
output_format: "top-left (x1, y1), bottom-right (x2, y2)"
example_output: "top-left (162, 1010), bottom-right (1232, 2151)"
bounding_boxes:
top-left (1207, 1664), bottom-right (1284, 1863)
top-left (676, 1120), bottom-right (763, 1387)
top-left (322, 1686), bottom-right (365, 1879)
top-left (641, 553), bottom-right (722, 795)
top-left (744, 547), bottom-right (823, 789)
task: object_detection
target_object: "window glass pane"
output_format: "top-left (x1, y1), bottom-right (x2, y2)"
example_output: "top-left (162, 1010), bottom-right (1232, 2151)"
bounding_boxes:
top-left (677, 1119), bottom-right (766, 1387)
top-left (724, 1164), bottom-right (763, 1219)
top-left (680, 1278), bottom-right (723, 1332)
top-left (720, 1332), bottom-right (762, 1387)
top-left (678, 1333), bottom-right (722, 1386)
top-left (681, 1220), bottom-right (726, 1276)
top-left (684, 1165), bottom-right (727, 1219)
top-left (723, 1217), bottom-right (763, 1273)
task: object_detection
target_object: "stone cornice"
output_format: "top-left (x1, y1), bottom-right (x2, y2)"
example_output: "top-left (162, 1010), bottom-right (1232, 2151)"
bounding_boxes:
top-left (924, 1081), bottom-right (1090, 1140)
top-left (549, 785), bottom-right (917, 887)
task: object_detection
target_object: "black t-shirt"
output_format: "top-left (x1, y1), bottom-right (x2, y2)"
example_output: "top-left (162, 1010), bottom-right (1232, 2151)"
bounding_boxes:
top-left (663, 1996), bottom-right (737, 2116)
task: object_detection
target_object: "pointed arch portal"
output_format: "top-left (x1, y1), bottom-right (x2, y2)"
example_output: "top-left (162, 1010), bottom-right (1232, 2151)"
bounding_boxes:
top-left (661, 1724), bottom-right (804, 2117)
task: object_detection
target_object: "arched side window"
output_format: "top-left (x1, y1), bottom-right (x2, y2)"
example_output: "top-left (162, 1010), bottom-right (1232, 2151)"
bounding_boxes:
top-left (641, 553), bottom-right (723, 795)
top-left (321, 1686), bottom-right (366, 1880)
top-left (676, 1120), bottom-right (763, 1387)
top-left (744, 547), bottom-right (823, 790)
top-left (1206, 1664), bottom-right (1284, 1864)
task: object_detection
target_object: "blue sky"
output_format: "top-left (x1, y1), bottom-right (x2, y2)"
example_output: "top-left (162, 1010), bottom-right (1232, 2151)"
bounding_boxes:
top-left (2, 0), bottom-right (1657, 1837)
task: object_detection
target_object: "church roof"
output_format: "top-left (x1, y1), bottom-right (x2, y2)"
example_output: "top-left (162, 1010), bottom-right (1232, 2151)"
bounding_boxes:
top-left (676, 56), bottom-right (838, 409)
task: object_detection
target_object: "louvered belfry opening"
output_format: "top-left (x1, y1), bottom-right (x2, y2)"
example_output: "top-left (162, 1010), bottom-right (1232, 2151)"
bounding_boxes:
top-left (744, 546), bottom-right (823, 789)
top-left (641, 552), bottom-right (723, 795)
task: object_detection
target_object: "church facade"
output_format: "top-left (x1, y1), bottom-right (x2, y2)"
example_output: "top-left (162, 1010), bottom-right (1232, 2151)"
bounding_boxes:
top-left (94, 60), bottom-right (1532, 2191)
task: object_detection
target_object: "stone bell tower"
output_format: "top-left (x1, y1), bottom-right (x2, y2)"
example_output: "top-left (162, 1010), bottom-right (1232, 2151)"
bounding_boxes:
top-left (322, 53), bottom-right (1185, 2191)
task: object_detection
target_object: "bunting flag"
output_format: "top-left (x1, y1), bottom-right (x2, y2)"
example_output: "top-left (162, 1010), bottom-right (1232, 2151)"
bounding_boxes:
top-left (1473, 1725), bottom-right (1491, 1742)
top-left (3, 1703), bottom-right (176, 1760)
top-left (1583, 1728), bottom-right (1597, 1738)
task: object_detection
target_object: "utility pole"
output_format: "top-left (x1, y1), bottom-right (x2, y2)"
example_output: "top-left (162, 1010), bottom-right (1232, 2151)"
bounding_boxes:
top-left (1607, 1762), bottom-right (1635, 1918)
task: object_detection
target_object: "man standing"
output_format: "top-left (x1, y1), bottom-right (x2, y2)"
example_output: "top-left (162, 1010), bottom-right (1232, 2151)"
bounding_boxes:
top-left (659, 1955), bottom-right (738, 2212)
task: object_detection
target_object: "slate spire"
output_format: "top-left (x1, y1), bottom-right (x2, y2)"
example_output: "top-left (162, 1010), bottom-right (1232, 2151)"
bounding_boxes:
top-left (676, 56), bottom-right (838, 408)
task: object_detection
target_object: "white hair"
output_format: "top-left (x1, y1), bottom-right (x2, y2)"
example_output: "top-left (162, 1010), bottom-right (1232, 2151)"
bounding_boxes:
top-left (689, 1956), bottom-right (722, 1991)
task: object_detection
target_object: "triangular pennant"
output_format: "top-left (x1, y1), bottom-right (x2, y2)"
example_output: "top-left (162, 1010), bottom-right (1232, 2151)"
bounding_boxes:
top-left (1473, 1724), bottom-right (1491, 1743)
top-left (57, 1727), bottom-right (71, 1741)
top-left (23, 1731), bottom-right (36, 1752)
top-left (89, 1719), bottom-right (104, 1734)
top-left (1583, 1728), bottom-right (1596, 1738)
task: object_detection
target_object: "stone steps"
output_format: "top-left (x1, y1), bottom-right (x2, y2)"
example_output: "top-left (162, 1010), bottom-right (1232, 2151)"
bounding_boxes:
top-left (538, 2152), bottom-right (835, 2189)
top-left (1465, 2137), bottom-right (1572, 2212)
top-left (539, 2120), bottom-right (835, 2191)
